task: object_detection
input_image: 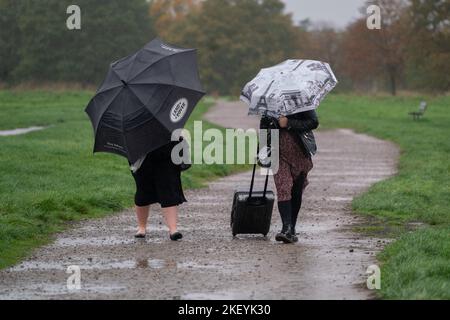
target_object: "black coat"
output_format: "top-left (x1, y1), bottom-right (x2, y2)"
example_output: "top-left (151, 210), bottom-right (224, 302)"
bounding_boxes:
top-left (260, 110), bottom-right (319, 157)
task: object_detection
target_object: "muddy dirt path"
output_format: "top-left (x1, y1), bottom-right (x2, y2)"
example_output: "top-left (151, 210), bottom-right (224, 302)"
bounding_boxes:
top-left (0, 100), bottom-right (398, 300)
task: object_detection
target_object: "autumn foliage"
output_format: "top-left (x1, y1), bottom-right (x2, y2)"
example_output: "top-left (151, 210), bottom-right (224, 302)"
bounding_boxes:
top-left (148, 0), bottom-right (449, 95)
top-left (0, 0), bottom-right (448, 94)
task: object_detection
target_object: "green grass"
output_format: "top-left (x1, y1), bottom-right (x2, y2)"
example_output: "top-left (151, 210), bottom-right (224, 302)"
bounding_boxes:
top-left (318, 94), bottom-right (450, 299)
top-left (0, 90), bottom-right (249, 269)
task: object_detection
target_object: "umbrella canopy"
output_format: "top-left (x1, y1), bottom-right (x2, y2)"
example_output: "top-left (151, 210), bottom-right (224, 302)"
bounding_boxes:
top-left (85, 38), bottom-right (205, 163)
top-left (240, 59), bottom-right (338, 118)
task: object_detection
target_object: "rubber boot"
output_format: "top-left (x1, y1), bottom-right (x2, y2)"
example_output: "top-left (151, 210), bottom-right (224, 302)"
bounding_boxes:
top-left (291, 174), bottom-right (305, 236)
top-left (275, 201), bottom-right (296, 243)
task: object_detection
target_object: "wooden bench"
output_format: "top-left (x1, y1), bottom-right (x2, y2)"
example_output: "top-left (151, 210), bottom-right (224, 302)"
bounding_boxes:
top-left (409, 101), bottom-right (428, 120)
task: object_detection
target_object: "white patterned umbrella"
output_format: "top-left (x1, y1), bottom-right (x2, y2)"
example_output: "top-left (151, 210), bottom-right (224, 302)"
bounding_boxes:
top-left (240, 59), bottom-right (338, 118)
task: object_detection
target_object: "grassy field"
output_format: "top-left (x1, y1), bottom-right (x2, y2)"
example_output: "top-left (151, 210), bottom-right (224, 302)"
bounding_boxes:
top-left (318, 94), bottom-right (450, 299)
top-left (0, 90), bottom-right (248, 269)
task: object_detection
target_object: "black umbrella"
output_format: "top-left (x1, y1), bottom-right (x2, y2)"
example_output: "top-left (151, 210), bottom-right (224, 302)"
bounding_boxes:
top-left (85, 38), bottom-right (205, 163)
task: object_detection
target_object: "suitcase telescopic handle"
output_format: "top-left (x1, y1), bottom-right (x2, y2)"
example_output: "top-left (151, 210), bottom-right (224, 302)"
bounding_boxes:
top-left (248, 162), bottom-right (269, 199)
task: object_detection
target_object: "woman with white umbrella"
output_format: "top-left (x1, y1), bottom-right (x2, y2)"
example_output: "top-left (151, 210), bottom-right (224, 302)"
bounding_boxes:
top-left (241, 59), bottom-right (338, 243)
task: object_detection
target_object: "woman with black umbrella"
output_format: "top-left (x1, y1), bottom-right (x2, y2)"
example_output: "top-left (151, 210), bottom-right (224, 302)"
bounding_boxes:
top-left (85, 39), bottom-right (205, 242)
top-left (130, 141), bottom-right (185, 241)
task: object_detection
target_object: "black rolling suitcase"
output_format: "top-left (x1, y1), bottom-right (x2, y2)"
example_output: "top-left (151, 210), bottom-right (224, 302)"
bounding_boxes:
top-left (230, 163), bottom-right (275, 237)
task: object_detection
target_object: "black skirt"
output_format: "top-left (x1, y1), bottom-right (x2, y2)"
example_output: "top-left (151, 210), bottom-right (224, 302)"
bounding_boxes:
top-left (131, 143), bottom-right (187, 208)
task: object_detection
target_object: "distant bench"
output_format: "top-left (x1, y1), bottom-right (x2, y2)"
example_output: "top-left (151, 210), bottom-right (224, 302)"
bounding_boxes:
top-left (409, 101), bottom-right (428, 120)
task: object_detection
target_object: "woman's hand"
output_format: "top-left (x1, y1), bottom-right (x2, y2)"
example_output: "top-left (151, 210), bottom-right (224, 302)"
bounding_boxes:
top-left (278, 116), bottom-right (288, 128)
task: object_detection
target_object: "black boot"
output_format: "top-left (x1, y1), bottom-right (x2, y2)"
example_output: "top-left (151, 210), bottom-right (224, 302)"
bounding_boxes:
top-left (291, 174), bottom-right (305, 237)
top-left (275, 201), bottom-right (296, 244)
top-left (286, 201), bottom-right (299, 244)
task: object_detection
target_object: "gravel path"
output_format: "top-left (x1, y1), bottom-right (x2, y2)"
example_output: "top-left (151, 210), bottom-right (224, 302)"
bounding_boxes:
top-left (0, 100), bottom-right (399, 300)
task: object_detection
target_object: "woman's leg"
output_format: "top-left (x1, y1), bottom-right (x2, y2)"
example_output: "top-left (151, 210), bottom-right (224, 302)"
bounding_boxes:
top-left (278, 200), bottom-right (293, 232)
top-left (275, 200), bottom-right (297, 243)
top-left (291, 174), bottom-right (305, 234)
top-left (135, 205), bottom-right (150, 235)
top-left (274, 159), bottom-right (297, 243)
top-left (162, 206), bottom-right (178, 234)
top-left (162, 206), bottom-right (183, 241)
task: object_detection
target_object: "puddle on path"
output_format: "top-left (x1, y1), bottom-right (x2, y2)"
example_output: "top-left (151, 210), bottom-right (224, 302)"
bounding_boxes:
top-left (177, 261), bottom-right (223, 271)
top-left (0, 126), bottom-right (46, 136)
top-left (9, 258), bottom-right (234, 274)
top-left (0, 283), bottom-right (126, 299)
top-left (186, 201), bottom-right (228, 206)
top-left (10, 258), bottom-right (168, 272)
top-left (308, 196), bottom-right (353, 202)
top-left (182, 291), bottom-right (245, 300)
top-left (335, 182), bottom-right (372, 187)
top-left (52, 236), bottom-right (152, 247)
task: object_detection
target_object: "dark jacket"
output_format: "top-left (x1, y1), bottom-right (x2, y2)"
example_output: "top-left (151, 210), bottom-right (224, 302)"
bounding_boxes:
top-left (260, 110), bottom-right (319, 158)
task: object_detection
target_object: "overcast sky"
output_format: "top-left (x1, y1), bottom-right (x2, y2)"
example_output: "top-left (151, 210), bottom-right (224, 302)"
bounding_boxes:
top-left (282, 0), bottom-right (367, 29)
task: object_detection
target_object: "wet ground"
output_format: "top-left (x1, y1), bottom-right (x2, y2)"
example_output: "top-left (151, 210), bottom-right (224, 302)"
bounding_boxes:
top-left (0, 101), bottom-right (399, 300)
top-left (0, 126), bottom-right (46, 136)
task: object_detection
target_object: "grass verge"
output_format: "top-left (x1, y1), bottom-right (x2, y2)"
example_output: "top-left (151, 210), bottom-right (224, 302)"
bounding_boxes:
top-left (318, 94), bottom-right (450, 299)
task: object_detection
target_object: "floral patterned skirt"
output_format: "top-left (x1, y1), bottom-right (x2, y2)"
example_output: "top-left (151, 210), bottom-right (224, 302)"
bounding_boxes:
top-left (274, 130), bottom-right (313, 201)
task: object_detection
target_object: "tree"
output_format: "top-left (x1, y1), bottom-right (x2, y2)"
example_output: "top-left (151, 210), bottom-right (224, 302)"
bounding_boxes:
top-left (405, 0), bottom-right (450, 91)
top-left (149, 0), bottom-right (200, 39)
top-left (165, 0), bottom-right (300, 95)
top-left (0, 0), bottom-right (21, 82)
top-left (304, 24), bottom-right (341, 69)
top-left (2, 0), bottom-right (155, 85)
top-left (339, 0), bottom-right (409, 95)
top-left (340, 19), bottom-right (383, 92)
top-left (367, 0), bottom-right (409, 95)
